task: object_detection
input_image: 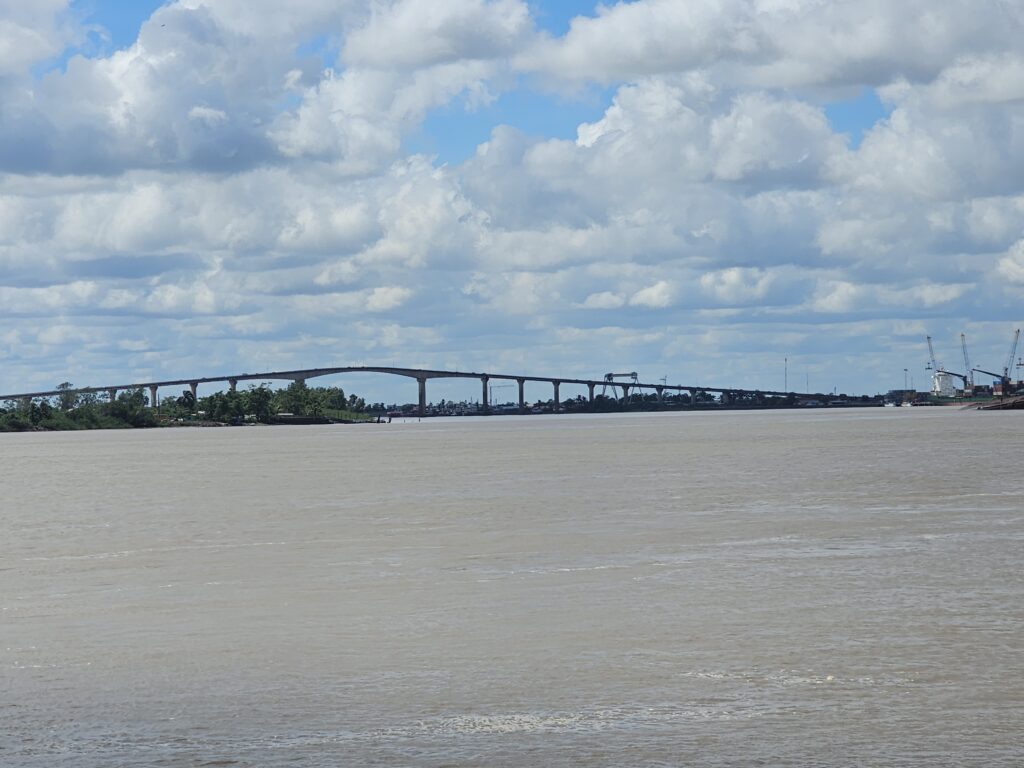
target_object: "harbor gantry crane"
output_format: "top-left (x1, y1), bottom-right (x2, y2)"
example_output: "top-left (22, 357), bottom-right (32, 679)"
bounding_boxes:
top-left (972, 328), bottom-right (1021, 394)
top-left (1004, 328), bottom-right (1020, 379)
top-left (961, 333), bottom-right (973, 390)
top-left (926, 336), bottom-right (939, 372)
top-left (488, 382), bottom-right (515, 405)
top-left (601, 372), bottom-right (638, 400)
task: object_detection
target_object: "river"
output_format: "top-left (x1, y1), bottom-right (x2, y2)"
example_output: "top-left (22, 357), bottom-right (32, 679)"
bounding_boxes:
top-left (2, 409), bottom-right (1022, 766)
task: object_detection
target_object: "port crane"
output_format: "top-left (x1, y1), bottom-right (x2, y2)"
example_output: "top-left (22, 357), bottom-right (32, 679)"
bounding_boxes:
top-left (961, 333), bottom-right (973, 390)
top-left (925, 336), bottom-right (940, 372)
top-left (601, 372), bottom-right (638, 400)
top-left (971, 328), bottom-right (1021, 393)
top-left (1006, 328), bottom-right (1020, 378)
top-left (488, 383), bottom-right (515, 404)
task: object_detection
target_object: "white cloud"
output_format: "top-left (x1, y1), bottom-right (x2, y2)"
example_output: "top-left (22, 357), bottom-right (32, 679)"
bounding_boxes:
top-left (905, 54), bottom-right (1024, 109)
top-left (997, 240), bottom-right (1024, 285)
top-left (710, 93), bottom-right (842, 183)
top-left (0, 0), bottom-right (78, 77)
top-left (342, 0), bottom-right (531, 70)
top-left (812, 280), bottom-right (863, 313)
top-left (522, 0), bottom-right (1024, 89)
top-left (365, 285), bottom-right (413, 311)
top-left (580, 291), bottom-right (625, 310)
top-left (880, 282), bottom-right (968, 308)
top-left (629, 281), bottom-right (674, 308)
top-left (2, 0), bottom-right (1024, 399)
top-left (700, 267), bottom-right (775, 304)
top-left (188, 106), bottom-right (229, 125)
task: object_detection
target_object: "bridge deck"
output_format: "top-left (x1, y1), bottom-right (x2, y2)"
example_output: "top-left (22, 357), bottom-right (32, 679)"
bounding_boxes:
top-left (0, 366), bottom-right (804, 401)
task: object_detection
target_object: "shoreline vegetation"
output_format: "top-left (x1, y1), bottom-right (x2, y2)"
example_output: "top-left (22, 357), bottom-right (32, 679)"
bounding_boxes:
top-left (2, 379), bottom-right (887, 433)
top-left (0, 381), bottom-right (373, 433)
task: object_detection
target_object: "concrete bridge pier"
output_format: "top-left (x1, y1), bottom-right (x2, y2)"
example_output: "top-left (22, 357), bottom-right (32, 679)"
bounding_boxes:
top-left (720, 391), bottom-right (731, 406)
top-left (107, 388), bottom-right (117, 403)
top-left (189, 382), bottom-right (198, 401)
top-left (588, 382), bottom-right (595, 404)
top-left (553, 381), bottom-right (560, 412)
top-left (621, 385), bottom-right (630, 404)
top-left (417, 377), bottom-right (427, 417)
top-left (481, 376), bottom-right (489, 413)
top-left (228, 379), bottom-right (237, 392)
top-left (149, 385), bottom-right (158, 410)
top-left (517, 378), bottom-right (526, 413)
top-left (655, 385), bottom-right (664, 403)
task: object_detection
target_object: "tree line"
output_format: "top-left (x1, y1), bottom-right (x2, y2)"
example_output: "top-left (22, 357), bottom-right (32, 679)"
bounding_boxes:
top-left (0, 381), bottom-right (370, 432)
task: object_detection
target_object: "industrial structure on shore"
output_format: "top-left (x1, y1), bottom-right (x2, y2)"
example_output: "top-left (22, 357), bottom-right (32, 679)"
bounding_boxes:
top-left (918, 329), bottom-right (1023, 405)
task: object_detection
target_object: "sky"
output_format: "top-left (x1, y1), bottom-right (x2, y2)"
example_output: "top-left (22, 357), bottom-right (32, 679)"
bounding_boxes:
top-left (2, 0), bottom-right (1024, 404)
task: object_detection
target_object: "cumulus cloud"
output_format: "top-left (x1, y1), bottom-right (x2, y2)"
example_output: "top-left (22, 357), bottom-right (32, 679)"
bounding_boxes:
top-left (700, 267), bottom-right (775, 304)
top-left (0, 0), bottom-right (79, 76)
top-left (997, 240), bottom-right (1024, 284)
top-left (521, 0), bottom-right (1024, 89)
top-left (580, 291), bottom-right (625, 310)
top-left (342, 0), bottom-right (531, 70)
top-left (1, 0), bottom-right (1023, 397)
top-left (365, 285), bottom-right (413, 311)
top-left (630, 281), bottom-right (674, 308)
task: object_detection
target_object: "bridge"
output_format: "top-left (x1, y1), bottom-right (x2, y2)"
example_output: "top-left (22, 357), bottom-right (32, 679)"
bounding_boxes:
top-left (0, 366), bottom-right (810, 417)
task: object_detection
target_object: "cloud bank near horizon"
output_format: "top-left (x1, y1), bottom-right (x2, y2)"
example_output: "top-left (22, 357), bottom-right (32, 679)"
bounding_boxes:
top-left (2, 0), bottom-right (1023, 399)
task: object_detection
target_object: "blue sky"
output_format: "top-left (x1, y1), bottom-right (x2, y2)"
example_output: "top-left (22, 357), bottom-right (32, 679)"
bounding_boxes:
top-left (74, 0), bottom-right (158, 48)
top-left (2, 0), bottom-right (1022, 401)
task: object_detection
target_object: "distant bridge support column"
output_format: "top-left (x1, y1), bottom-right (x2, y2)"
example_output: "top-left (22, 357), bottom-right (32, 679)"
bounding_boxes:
top-left (689, 389), bottom-right (698, 407)
top-left (655, 386), bottom-right (664, 403)
top-left (553, 381), bottom-right (560, 412)
top-left (107, 388), bottom-right (117, 403)
top-left (621, 385), bottom-right (630, 405)
top-left (189, 382), bottom-right (198, 402)
top-left (720, 391), bottom-right (730, 406)
top-left (417, 377), bottom-right (427, 417)
top-left (228, 379), bottom-right (237, 393)
top-left (149, 385), bottom-right (158, 410)
top-left (481, 376), bottom-right (489, 413)
top-left (588, 383), bottom-right (595, 404)
top-left (517, 378), bottom-right (526, 413)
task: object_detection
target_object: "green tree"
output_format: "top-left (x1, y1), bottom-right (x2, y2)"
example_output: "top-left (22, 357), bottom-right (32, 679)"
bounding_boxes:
top-left (56, 382), bottom-right (78, 411)
top-left (275, 381), bottom-right (311, 415)
top-left (244, 384), bottom-right (274, 423)
top-left (105, 389), bottom-right (156, 428)
top-left (325, 387), bottom-right (347, 410)
top-left (178, 389), bottom-right (196, 411)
